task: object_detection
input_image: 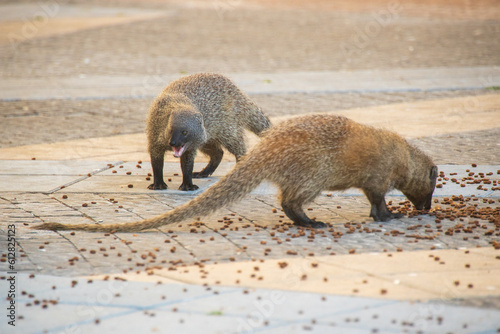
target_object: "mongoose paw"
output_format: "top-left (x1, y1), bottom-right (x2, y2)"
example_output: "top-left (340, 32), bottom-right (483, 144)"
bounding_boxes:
top-left (309, 221), bottom-right (327, 228)
top-left (192, 171), bottom-right (210, 179)
top-left (294, 220), bottom-right (327, 228)
top-left (372, 212), bottom-right (403, 222)
top-left (148, 182), bottom-right (168, 190)
top-left (179, 183), bottom-right (199, 191)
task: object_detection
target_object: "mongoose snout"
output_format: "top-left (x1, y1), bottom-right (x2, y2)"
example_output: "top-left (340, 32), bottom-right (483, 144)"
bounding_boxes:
top-left (169, 129), bottom-right (189, 158)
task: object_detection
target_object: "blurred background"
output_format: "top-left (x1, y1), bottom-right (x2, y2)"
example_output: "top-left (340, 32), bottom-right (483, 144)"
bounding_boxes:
top-left (1, 0), bottom-right (499, 162)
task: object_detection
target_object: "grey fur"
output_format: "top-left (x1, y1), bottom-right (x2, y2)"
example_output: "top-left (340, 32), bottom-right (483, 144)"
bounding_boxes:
top-left (147, 73), bottom-right (271, 191)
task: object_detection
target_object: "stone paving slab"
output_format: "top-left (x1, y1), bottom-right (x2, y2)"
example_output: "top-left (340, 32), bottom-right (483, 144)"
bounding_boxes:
top-left (1, 1), bottom-right (499, 332)
top-left (2, 67), bottom-right (499, 101)
top-left (1, 273), bottom-right (499, 334)
top-left (0, 134), bottom-right (150, 162)
top-left (1, 162), bottom-right (498, 283)
top-left (1, 94), bottom-right (498, 168)
top-left (0, 160), bottom-right (123, 193)
top-left (335, 94), bottom-right (500, 139)
top-left (2, 90), bottom-right (495, 151)
top-left (130, 247), bottom-right (500, 301)
top-left (1, 160), bottom-right (498, 200)
top-left (0, 175), bottom-right (78, 193)
top-left (0, 3), bottom-right (167, 46)
top-left (2, 0), bottom-right (499, 78)
top-left (0, 159), bottom-right (498, 328)
top-left (0, 3), bottom-right (165, 21)
top-left (0, 160), bottom-right (122, 175)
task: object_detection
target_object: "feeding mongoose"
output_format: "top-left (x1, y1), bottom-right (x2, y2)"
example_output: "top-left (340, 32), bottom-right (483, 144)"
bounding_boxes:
top-left (146, 73), bottom-right (271, 191)
top-left (34, 114), bottom-right (438, 233)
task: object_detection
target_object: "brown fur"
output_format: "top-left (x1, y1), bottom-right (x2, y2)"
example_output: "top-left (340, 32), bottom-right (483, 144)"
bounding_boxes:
top-left (147, 73), bottom-right (271, 191)
top-left (33, 114), bottom-right (437, 233)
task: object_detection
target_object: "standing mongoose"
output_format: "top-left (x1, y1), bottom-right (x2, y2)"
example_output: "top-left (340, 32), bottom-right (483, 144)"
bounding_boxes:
top-left (34, 114), bottom-right (438, 233)
top-left (146, 73), bottom-right (271, 191)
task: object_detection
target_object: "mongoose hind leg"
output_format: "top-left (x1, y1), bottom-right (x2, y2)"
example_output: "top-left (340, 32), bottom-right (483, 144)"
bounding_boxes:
top-left (364, 190), bottom-right (402, 222)
top-left (193, 142), bottom-right (224, 178)
top-left (148, 152), bottom-right (168, 190)
top-left (281, 201), bottom-right (327, 228)
top-left (179, 150), bottom-right (199, 191)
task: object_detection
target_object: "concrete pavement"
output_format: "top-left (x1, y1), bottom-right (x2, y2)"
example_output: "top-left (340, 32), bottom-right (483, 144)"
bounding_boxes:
top-left (2, 272), bottom-right (500, 334)
top-left (1, 67), bottom-right (499, 101)
top-left (1, 157), bottom-right (499, 333)
top-left (1, 67), bottom-right (499, 334)
top-left (1, 1), bottom-right (500, 333)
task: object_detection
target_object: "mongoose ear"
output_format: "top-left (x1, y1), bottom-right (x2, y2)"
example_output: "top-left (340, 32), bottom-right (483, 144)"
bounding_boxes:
top-left (430, 166), bottom-right (438, 180)
top-left (154, 97), bottom-right (169, 110)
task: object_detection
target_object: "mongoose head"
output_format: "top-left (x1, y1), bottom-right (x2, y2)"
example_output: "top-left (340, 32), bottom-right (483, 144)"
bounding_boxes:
top-left (402, 164), bottom-right (438, 211)
top-left (167, 109), bottom-right (207, 158)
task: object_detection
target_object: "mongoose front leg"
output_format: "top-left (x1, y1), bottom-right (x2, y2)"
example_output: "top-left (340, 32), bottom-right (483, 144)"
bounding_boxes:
top-left (193, 143), bottom-right (224, 178)
top-left (148, 152), bottom-right (168, 190)
top-left (281, 201), bottom-right (326, 228)
top-left (179, 151), bottom-right (199, 191)
top-left (365, 192), bottom-right (402, 222)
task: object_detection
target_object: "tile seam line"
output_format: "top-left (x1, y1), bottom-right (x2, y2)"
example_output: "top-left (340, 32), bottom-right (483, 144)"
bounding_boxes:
top-left (32, 293), bottom-right (400, 334)
top-left (34, 287), bottom-right (242, 334)
top-left (471, 329), bottom-right (500, 334)
top-left (17, 286), bottom-right (242, 310)
top-left (252, 300), bottom-right (401, 333)
top-left (44, 161), bottom-right (124, 194)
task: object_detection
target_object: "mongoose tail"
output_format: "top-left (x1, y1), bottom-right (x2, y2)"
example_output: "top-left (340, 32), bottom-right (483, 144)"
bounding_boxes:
top-left (32, 153), bottom-right (267, 233)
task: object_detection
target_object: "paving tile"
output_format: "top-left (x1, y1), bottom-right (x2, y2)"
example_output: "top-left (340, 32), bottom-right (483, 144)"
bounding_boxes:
top-left (147, 255), bottom-right (441, 300)
top-left (131, 247), bottom-right (500, 302)
top-left (292, 299), bottom-right (500, 334)
top-left (1, 2), bottom-right (499, 332)
top-left (336, 94), bottom-right (500, 139)
top-left (0, 160), bottom-right (120, 176)
top-left (434, 165), bottom-right (500, 197)
top-left (62, 163), bottom-right (220, 194)
top-left (0, 134), bottom-right (149, 161)
top-left (4, 193), bottom-right (86, 219)
top-left (2, 68), bottom-right (500, 100)
top-left (0, 175), bottom-right (80, 193)
top-left (0, 160), bottom-right (498, 333)
top-left (0, 160), bottom-right (123, 193)
top-left (63, 175), bottom-right (216, 195)
top-left (4, 273), bottom-right (499, 334)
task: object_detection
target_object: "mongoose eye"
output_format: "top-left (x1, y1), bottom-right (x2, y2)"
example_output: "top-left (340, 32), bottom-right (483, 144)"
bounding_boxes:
top-left (182, 130), bottom-right (188, 136)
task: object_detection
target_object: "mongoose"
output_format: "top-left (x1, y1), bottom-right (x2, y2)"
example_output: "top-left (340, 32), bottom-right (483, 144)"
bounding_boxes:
top-left (34, 114), bottom-right (437, 233)
top-left (146, 73), bottom-right (271, 191)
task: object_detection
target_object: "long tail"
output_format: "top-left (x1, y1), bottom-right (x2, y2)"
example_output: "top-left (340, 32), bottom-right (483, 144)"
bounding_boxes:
top-left (241, 100), bottom-right (272, 136)
top-left (32, 154), bottom-right (268, 233)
